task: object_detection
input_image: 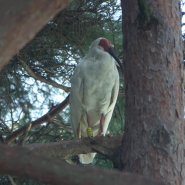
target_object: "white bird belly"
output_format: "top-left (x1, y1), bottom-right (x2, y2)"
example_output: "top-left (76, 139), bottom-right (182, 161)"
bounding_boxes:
top-left (82, 62), bottom-right (118, 126)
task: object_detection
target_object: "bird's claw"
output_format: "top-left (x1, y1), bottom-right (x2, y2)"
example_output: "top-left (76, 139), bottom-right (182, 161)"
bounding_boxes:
top-left (96, 132), bottom-right (104, 137)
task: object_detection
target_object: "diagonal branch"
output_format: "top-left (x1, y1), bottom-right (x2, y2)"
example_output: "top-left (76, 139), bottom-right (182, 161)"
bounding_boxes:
top-left (7, 175), bottom-right (16, 185)
top-left (0, 144), bottom-right (165, 185)
top-left (4, 94), bottom-right (70, 145)
top-left (18, 57), bottom-right (71, 92)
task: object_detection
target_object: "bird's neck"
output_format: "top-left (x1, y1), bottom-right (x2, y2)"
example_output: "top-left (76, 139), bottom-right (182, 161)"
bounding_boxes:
top-left (84, 47), bottom-right (109, 62)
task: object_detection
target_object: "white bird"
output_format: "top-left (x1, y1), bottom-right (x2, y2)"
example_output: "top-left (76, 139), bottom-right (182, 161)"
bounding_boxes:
top-left (69, 38), bottom-right (124, 164)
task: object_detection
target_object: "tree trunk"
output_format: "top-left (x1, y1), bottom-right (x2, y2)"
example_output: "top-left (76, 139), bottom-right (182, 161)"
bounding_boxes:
top-left (121, 0), bottom-right (184, 184)
top-left (0, 0), bottom-right (72, 71)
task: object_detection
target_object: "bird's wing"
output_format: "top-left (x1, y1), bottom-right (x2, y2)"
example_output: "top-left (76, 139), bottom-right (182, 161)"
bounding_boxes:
top-left (103, 75), bottom-right (119, 134)
top-left (69, 64), bottom-right (85, 138)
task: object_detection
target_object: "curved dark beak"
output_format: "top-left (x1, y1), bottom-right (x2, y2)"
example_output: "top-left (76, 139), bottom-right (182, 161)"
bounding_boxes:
top-left (108, 46), bottom-right (124, 79)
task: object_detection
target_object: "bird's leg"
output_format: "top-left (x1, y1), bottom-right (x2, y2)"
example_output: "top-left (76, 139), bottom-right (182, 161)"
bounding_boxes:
top-left (100, 114), bottom-right (105, 133)
top-left (86, 112), bottom-right (93, 136)
top-left (97, 114), bottom-right (105, 136)
top-left (76, 123), bottom-right (80, 139)
top-left (86, 112), bottom-right (91, 127)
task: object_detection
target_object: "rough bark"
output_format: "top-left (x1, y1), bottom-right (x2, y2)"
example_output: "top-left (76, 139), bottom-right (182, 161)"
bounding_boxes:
top-left (24, 135), bottom-right (122, 167)
top-left (0, 144), bottom-right (165, 185)
top-left (121, 0), bottom-right (184, 184)
top-left (0, 0), bottom-right (72, 71)
top-left (4, 95), bottom-right (70, 144)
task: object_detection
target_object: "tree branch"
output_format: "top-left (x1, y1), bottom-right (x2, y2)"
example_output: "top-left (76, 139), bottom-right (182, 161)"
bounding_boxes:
top-left (0, 0), bottom-right (72, 71)
top-left (24, 135), bottom-right (122, 159)
top-left (50, 120), bottom-right (72, 130)
top-left (118, 93), bottom-right (125, 97)
top-left (7, 175), bottom-right (16, 185)
top-left (18, 57), bottom-right (70, 92)
top-left (0, 144), bottom-right (165, 185)
top-left (4, 95), bottom-right (70, 144)
top-left (19, 122), bottom-right (32, 146)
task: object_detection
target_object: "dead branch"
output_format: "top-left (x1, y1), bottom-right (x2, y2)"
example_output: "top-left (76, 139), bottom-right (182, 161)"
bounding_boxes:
top-left (7, 175), bottom-right (16, 185)
top-left (19, 122), bottom-right (32, 146)
top-left (0, 144), bottom-right (165, 185)
top-left (4, 95), bottom-right (70, 145)
top-left (50, 120), bottom-right (72, 130)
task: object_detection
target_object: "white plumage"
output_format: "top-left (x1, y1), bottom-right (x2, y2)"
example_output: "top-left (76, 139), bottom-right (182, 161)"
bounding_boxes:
top-left (69, 38), bottom-right (123, 164)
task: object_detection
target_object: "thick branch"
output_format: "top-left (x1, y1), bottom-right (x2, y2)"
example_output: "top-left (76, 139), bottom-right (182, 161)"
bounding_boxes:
top-left (18, 58), bottom-right (70, 92)
top-left (24, 135), bottom-right (122, 159)
top-left (81, 136), bottom-right (123, 169)
top-left (4, 95), bottom-right (70, 144)
top-left (0, 0), bottom-right (72, 71)
top-left (0, 144), bottom-right (165, 185)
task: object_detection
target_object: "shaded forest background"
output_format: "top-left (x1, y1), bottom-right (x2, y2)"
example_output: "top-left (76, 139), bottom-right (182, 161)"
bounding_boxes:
top-left (0, 0), bottom-right (184, 184)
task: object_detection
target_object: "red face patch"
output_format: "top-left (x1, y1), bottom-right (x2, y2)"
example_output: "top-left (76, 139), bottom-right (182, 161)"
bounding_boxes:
top-left (98, 38), bottom-right (111, 52)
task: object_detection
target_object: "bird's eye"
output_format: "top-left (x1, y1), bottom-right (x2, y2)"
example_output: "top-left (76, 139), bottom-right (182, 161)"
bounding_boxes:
top-left (101, 41), bottom-right (104, 44)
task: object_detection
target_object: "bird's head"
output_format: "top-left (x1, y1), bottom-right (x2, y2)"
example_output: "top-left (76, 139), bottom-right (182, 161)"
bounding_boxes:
top-left (97, 38), bottom-right (124, 79)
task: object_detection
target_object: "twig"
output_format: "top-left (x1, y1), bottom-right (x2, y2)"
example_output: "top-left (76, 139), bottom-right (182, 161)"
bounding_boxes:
top-left (19, 123), bottom-right (32, 146)
top-left (50, 120), bottom-right (72, 130)
top-left (0, 118), bottom-right (11, 133)
top-left (118, 93), bottom-right (125, 97)
top-left (7, 175), bottom-right (16, 185)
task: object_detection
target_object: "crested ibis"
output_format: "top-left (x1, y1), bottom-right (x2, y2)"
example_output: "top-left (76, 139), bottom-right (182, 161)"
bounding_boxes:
top-left (69, 38), bottom-right (124, 164)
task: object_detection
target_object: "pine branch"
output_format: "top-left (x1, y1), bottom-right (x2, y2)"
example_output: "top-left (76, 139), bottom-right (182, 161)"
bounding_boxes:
top-left (18, 57), bottom-right (70, 92)
top-left (7, 175), bottom-right (16, 185)
top-left (0, 144), bottom-right (165, 185)
top-left (4, 95), bottom-right (70, 144)
top-left (24, 135), bottom-right (122, 160)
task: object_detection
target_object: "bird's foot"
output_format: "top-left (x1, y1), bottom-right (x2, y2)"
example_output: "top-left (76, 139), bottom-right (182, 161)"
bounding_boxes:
top-left (86, 127), bottom-right (93, 137)
top-left (96, 132), bottom-right (104, 137)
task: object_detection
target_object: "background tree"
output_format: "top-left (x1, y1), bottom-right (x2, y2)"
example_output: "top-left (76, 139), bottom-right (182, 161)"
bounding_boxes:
top-left (0, 0), bottom-right (125, 184)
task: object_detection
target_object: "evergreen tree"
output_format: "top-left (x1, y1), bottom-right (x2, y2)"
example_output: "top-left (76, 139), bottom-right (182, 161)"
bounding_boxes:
top-left (0, 1), bottom-right (124, 184)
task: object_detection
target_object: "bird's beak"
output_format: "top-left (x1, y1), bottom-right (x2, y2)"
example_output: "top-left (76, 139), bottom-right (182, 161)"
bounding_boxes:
top-left (108, 46), bottom-right (124, 79)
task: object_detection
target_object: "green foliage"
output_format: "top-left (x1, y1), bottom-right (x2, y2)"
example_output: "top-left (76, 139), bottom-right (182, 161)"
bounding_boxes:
top-left (108, 96), bottom-right (125, 136)
top-left (93, 154), bottom-right (113, 169)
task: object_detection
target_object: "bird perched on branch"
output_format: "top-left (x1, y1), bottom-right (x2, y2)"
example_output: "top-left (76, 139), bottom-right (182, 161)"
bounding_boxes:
top-left (69, 38), bottom-right (124, 164)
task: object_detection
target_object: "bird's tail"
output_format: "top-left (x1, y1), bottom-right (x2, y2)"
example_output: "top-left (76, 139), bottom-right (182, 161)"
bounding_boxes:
top-left (79, 153), bottom-right (96, 164)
